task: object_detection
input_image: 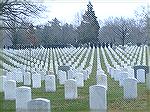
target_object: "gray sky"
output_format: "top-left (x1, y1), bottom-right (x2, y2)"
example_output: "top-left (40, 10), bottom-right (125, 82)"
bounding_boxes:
top-left (33, 0), bottom-right (148, 25)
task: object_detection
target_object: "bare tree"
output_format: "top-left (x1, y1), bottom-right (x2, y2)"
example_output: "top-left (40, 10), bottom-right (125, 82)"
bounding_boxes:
top-left (102, 17), bottom-right (142, 46)
top-left (1, 0), bottom-right (46, 30)
top-left (0, 0), bottom-right (46, 47)
top-left (134, 5), bottom-right (149, 45)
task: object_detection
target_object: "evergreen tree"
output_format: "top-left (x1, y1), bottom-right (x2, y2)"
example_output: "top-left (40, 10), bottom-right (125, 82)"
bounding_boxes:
top-left (77, 2), bottom-right (100, 44)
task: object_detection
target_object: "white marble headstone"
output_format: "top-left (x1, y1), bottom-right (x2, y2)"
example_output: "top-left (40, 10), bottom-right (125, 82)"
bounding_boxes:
top-left (123, 78), bottom-right (137, 99)
top-left (45, 75), bottom-right (56, 92)
top-left (16, 86), bottom-right (31, 112)
top-left (137, 69), bottom-right (145, 83)
top-left (81, 70), bottom-right (89, 80)
top-left (75, 73), bottom-right (84, 87)
top-left (27, 98), bottom-right (51, 112)
top-left (15, 70), bottom-right (23, 82)
top-left (4, 80), bottom-right (16, 100)
top-left (96, 74), bottom-right (107, 90)
top-left (58, 70), bottom-right (67, 85)
top-left (32, 73), bottom-right (41, 88)
top-left (65, 79), bottom-right (77, 99)
top-left (89, 85), bottom-right (107, 111)
top-left (24, 72), bottom-right (31, 85)
top-left (119, 72), bottom-right (128, 87)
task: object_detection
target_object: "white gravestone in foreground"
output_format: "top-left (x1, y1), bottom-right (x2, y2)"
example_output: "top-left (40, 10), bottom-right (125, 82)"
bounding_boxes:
top-left (15, 70), bottom-right (23, 82)
top-left (45, 75), bottom-right (56, 92)
top-left (65, 79), bottom-right (77, 99)
top-left (137, 69), bottom-right (145, 83)
top-left (123, 78), bottom-right (137, 99)
top-left (75, 73), bottom-right (84, 87)
top-left (6, 72), bottom-right (14, 80)
top-left (4, 80), bottom-right (16, 100)
top-left (24, 72), bottom-right (31, 85)
top-left (16, 86), bottom-right (31, 112)
top-left (58, 70), bottom-right (67, 85)
top-left (68, 69), bottom-right (74, 79)
top-left (81, 70), bottom-right (89, 80)
top-left (32, 73), bottom-right (41, 88)
top-left (27, 98), bottom-right (51, 112)
top-left (89, 85), bottom-right (107, 111)
top-left (96, 74), bottom-right (107, 90)
top-left (119, 72), bottom-right (128, 87)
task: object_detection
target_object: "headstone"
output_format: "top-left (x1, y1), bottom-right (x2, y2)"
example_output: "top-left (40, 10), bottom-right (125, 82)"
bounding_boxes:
top-left (68, 69), bottom-right (74, 79)
top-left (45, 75), bottom-right (56, 92)
top-left (58, 65), bottom-right (70, 79)
top-left (114, 69), bottom-right (121, 81)
top-left (24, 72), bottom-right (31, 85)
top-left (134, 65), bottom-right (149, 78)
top-left (89, 85), bottom-right (107, 111)
top-left (38, 70), bottom-right (46, 80)
top-left (0, 76), bottom-right (7, 92)
top-left (75, 73), bottom-right (84, 87)
top-left (6, 72), bottom-right (14, 80)
top-left (96, 74), bottom-right (107, 90)
top-left (2, 70), bottom-right (7, 76)
top-left (119, 72), bottom-right (128, 87)
top-left (16, 86), bottom-right (31, 112)
top-left (32, 73), bottom-right (41, 88)
top-left (123, 78), bottom-right (137, 99)
top-left (137, 69), bottom-right (145, 83)
top-left (97, 69), bottom-right (104, 75)
top-left (81, 70), bottom-right (89, 80)
top-left (47, 70), bottom-right (54, 76)
top-left (15, 70), bottom-right (23, 82)
top-left (128, 68), bottom-right (134, 78)
top-left (109, 66), bottom-right (112, 75)
top-left (4, 80), bottom-right (16, 100)
top-left (65, 79), bottom-right (77, 99)
top-left (110, 67), bottom-right (114, 78)
top-left (27, 98), bottom-right (51, 112)
top-left (58, 70), bottom-right (67, 85)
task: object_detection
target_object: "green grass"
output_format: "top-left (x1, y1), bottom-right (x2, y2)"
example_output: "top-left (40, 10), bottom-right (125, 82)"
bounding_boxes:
top-left (0, 47), bottom-right (150, 112)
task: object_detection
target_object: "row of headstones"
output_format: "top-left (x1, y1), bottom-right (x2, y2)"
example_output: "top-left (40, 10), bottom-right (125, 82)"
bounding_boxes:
top-left (109, 46), bottom-right (140, 67)
top-left (109, 46), bottom-right (148, 83)
top-left (3, 45), bottom-right (94, 75)
top-left (0, 72), bottom-right (56, 91)
top-left (102, 45), bottom-right (147, 84)
top-left (106, 46), bottom-right (143, 70)
top-left (4, 47), bottom-right (50, 72)
top-left (111, 46), bottom-right (137, 66)
top-left (1, 78), bottom-right (107, 111)
top-left (91, 72), bottom-right (143, 111)
top-left (109, 66), bottom-right (145, 84)
top-left (54, 47), bottom-right (91, 75)
top-left (1, 65), bottom-right (92, 97)
top-left (99, 46), bottom-right (148, 100)
top-left (2, 46), bottom-right (90, 82)
top-left (4, 83), bottom-right (51, 112)
top-left (116, 45), bottom-right (147, 66)
top-left (115, 46), bottom-right (137, 65)
top-left (0, 62), bottom-right (146, 109)
top-left (2, 47), bottom-right (78, 73)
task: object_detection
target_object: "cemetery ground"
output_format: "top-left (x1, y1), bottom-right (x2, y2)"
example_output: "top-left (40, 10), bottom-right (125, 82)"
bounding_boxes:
top-left (0, 46), bottom-right (150, 112)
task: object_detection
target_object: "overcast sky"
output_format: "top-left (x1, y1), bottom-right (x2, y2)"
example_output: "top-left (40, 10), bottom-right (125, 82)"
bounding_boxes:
top-left (34, 0), bottom-right (149, 25)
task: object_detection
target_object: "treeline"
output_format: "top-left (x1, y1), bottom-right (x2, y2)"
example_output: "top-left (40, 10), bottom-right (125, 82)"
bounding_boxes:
top-left (2, 1), bottom-right (148, 49)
